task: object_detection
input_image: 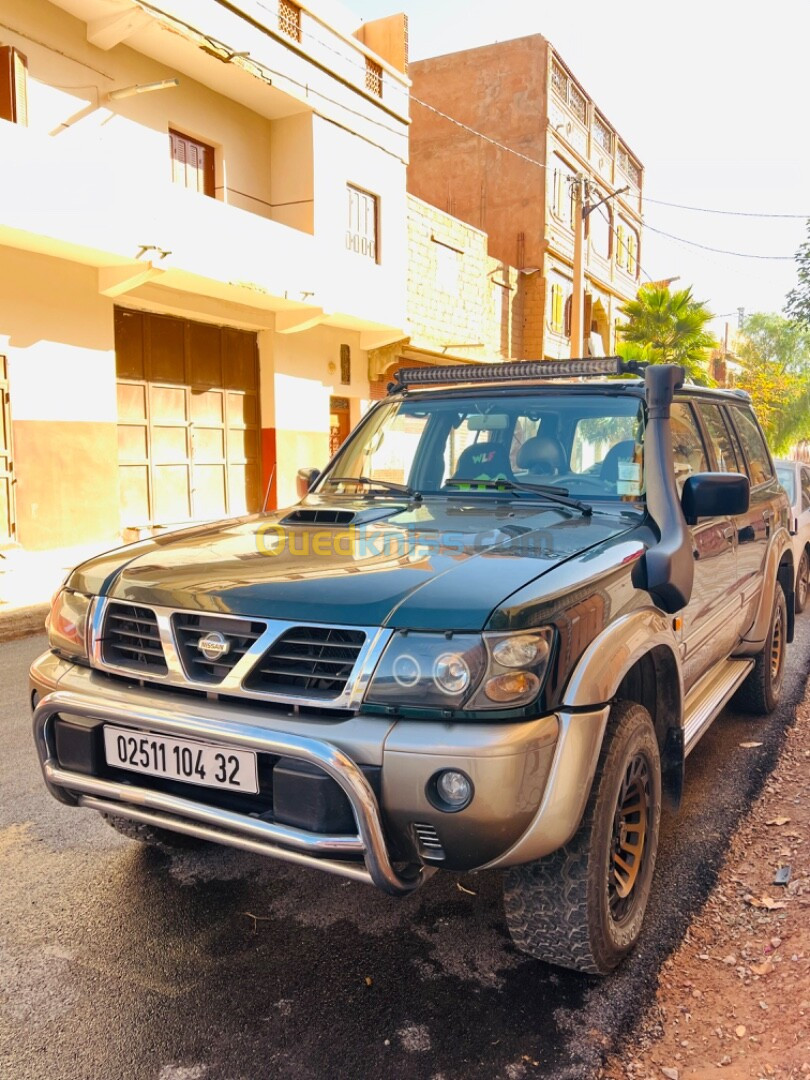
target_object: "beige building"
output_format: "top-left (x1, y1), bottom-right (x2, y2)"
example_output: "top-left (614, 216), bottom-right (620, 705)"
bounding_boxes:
top-left (0, 0), bottom-right (410, 550)
top-left (407, 35), bottom-right (645, 362)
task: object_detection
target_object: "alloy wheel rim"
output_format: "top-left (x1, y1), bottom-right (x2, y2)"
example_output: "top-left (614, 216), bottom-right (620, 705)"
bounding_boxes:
top-left (771, 601), bottom-right (784, 683)
top-left (608, 753), bottom-right (651, 923)
top-left (799, 559), bottom-right (809, 609)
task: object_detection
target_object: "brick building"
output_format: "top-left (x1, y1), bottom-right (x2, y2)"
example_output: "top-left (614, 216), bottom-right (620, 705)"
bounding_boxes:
top-left (368, 195), bottom-right (524, 395)
top-left (407, 35), bottom-right (645, 361)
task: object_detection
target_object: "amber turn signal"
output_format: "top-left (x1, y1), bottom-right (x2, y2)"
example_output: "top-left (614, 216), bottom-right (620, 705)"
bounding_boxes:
top-left (484, 671), bottom-right (541, 703)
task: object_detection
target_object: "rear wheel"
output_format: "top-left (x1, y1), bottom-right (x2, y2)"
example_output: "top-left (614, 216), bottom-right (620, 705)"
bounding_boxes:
top-left (102, 813), bottom-right (209, 851)
top-left (733, 582), bottom-right (787, 715)
top-left (503, 701), bottom-right (661, 974)
top-left (796, 550), bottom-right (809, 615)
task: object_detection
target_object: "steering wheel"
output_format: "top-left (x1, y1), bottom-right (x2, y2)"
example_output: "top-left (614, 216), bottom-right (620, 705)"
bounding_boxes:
top-left (549, 473), bottom-right (609, 493)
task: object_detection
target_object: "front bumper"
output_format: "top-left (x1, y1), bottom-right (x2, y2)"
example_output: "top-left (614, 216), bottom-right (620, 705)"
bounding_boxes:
top-left (31, 653), bottom-right (607, 889)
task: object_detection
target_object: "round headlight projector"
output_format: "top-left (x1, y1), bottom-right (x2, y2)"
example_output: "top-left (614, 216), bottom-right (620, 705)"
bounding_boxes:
top-left (428, 769), bottom-right (474, 812)
top-left (433, 653), bottom-right (470, 695)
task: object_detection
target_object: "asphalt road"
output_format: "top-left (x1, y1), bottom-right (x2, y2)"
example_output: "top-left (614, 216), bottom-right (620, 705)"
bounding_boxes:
top-left (1, 626), bottom-right (808, 1080)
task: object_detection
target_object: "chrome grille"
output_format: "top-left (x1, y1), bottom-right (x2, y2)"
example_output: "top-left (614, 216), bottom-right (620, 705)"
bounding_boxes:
top-left (245, 626), bottom-right (366, 698)
top-left (172, 613), bottom-right (266, 684)
top-left (102, 602), bottom-right (167, 675)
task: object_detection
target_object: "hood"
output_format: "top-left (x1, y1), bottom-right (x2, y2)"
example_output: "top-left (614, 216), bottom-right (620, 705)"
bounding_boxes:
top-left (68, 499), bottom-right (639, 631)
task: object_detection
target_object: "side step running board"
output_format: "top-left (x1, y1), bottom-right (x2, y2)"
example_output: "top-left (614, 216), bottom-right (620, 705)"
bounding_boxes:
top-left (683, 657), bottom-right (754, 756)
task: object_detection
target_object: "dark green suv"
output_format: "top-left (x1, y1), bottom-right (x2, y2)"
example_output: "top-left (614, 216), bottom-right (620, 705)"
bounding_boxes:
top-left (31, 359), bottom-right (793, 973)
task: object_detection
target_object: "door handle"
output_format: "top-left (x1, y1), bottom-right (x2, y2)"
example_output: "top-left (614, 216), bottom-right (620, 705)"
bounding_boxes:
top-left (762, 508), bottom-right (773, 521)
top-left (722, 526), bottom-right (735, 542)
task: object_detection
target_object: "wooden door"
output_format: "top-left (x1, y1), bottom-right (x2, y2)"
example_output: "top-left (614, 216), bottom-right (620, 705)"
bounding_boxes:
top-left (115, 309), bottom-right (259, 529)
top-left (329, 396), bottom-right (351, 457)
top-left (0, 355), bottom-right (15, 541)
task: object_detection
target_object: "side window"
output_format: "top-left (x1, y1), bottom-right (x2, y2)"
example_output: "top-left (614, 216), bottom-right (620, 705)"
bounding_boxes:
top-left (730, 407), bottom-right (774, 486)
top-left (801, 467), bottom-right (810, 512)
top-left (697, 403), bottom-right (740, 473)
top-left (670, 402), bottom-right (708, 494)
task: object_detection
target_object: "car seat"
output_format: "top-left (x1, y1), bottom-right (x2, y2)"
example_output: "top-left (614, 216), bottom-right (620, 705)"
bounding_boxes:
top-left (516, 434), bottom-right (567, 476)
top-left (452, 441), bottom-right (513, 481)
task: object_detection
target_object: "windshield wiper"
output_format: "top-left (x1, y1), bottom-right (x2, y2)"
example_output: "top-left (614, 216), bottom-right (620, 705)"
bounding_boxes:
top-left (444, 477), bottom-right (592, 515)
top-left (326, 475), bottom-right (422, 500)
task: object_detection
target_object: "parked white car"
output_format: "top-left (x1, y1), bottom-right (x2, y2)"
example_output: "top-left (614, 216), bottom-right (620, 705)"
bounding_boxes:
top-left (775, 459), bottom-right (810, 613)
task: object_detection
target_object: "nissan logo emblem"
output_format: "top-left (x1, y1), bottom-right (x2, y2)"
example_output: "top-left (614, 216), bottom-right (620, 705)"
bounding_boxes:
top-left (197, 631), bottom-right (231, 662)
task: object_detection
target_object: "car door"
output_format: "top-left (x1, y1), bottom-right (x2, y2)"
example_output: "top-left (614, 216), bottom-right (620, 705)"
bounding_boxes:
top-left (725, 403), bottom-right (781, 632)
top-left (671, 400), bottom-right (739, 692)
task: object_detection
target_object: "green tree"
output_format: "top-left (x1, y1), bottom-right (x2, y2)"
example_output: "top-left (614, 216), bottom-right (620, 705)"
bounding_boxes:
top-left (785, 219), bottom-right (810, 327)
top-left (618, 285), bottom-right (718, 385)
top-left (735, 312), bottom-right (810, 452)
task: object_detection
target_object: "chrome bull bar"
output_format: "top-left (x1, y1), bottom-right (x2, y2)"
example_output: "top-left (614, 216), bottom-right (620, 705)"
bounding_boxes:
top-left (33, 690), bottom-right (429, 896)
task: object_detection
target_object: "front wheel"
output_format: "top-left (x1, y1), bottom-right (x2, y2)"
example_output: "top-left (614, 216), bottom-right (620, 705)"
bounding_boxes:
top-left (733, 582), bottom-right (787, 715)
top-left (503, 701), bottom-right (661, 974)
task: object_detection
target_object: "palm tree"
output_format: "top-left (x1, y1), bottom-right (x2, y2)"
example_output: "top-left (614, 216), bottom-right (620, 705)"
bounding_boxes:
top-left (618, 286), bottom-right (718, 385)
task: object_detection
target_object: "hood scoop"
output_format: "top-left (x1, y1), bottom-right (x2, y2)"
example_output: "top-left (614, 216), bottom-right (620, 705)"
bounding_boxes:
top-left (280, 505), bottom-right (408, 527)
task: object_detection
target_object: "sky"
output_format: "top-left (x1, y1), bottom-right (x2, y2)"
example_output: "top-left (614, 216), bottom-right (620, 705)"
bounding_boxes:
top-left (349, 0), bottom-right (810, 342)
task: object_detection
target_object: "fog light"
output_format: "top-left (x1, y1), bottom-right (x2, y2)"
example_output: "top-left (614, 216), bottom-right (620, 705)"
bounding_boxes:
top-left (430, 769), bottom-right (474, 812)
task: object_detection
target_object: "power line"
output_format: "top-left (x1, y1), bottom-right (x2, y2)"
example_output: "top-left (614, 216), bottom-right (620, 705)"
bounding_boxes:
top-left (644, 195), bottom-right (809, 219)
top-left (643, 223), bottom-right (795, 261)
top-left (411, 96), bottom-right (553, 172)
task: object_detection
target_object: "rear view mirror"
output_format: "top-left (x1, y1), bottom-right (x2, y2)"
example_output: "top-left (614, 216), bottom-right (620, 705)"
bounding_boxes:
top-left (681, 472), bottom-right (750, 525)
top-left (296, 467), bottom-right (320, 499)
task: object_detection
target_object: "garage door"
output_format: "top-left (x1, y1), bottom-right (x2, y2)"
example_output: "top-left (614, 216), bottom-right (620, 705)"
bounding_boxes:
top-left (114, 308), bottom-right (260, 529)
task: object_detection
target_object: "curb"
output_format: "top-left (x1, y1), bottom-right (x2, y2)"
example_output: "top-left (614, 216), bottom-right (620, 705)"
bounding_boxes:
top-left (0, 603), bottom-right (48, 643)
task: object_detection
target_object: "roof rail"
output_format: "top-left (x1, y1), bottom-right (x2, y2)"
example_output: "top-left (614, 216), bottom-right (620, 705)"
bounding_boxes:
top-left (388, 356), bottom-right (645, 393)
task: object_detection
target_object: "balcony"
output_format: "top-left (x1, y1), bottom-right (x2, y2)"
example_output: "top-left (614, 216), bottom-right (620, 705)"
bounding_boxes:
top-left (0, 119), bottom-right (405, 334)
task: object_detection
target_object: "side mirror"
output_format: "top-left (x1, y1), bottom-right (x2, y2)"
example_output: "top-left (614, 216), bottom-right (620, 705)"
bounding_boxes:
top-left (296, 467), bottom-right (320, 499)
top-left (681, 472), bottom-right (750, 525)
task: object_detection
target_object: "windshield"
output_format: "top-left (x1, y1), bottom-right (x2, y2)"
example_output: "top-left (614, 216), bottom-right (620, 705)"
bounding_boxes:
top-left (776, 465), bottom-right (796, 503)
top-left (317, 391), bottom-right (645, 501)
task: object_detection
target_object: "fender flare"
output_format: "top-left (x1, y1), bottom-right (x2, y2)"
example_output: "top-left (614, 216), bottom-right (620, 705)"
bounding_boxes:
top-left (737, 528), bottom-right (794, 653)
top-left (562, 606), bottom-right (683, 712)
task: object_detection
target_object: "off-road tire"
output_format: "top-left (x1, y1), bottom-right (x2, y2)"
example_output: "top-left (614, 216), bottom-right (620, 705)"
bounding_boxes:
top-left (733, 582), bottom-right (787, 715)
top-left (796, 550), bottom-right (809, 615)
top-left (503, 701), bottom-right (661, 975)
top-left (102, 813), bottom-right (209, 850)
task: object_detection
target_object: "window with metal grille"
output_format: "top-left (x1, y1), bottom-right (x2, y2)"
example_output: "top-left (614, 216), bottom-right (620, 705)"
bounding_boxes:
top-left (568, 82), bottom-right (586, 124)
top-left (593, 114), bottom-right (612, 154)
top-left (365, 57), bottom-right (383, 97)
top-left (346, 185), bottom-right (378, 261)
top-left (278, 0), bottom-right (301, 42)
top-left (551, 60), bottom-right (567, 100)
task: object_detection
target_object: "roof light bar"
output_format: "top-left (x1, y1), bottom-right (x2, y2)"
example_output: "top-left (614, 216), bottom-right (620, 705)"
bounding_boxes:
top-left (388, 356), bottom-right (644, 393)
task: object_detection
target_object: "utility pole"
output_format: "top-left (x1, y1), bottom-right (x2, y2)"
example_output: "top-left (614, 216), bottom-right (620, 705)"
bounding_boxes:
top-left (569, 175), bottom-right (586, 359)
top-left (569, 179), bottom-right (630, 359)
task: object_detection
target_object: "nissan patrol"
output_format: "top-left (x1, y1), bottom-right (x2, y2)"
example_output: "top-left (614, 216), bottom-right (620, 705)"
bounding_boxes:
top-left (31, 358), bottom-right (792, 973)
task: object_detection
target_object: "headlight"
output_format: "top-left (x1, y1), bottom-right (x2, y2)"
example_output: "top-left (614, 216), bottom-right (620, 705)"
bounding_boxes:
top-left (365, 627), bottom-right (554, 712)
top-left (47, 590), bottom-right (92, 661)
top-left (365, 633), bottom-right (487, 709)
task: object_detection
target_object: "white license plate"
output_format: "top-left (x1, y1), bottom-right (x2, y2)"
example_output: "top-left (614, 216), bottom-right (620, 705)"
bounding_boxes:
top-left (103, 726), bottom-right (259, 794)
